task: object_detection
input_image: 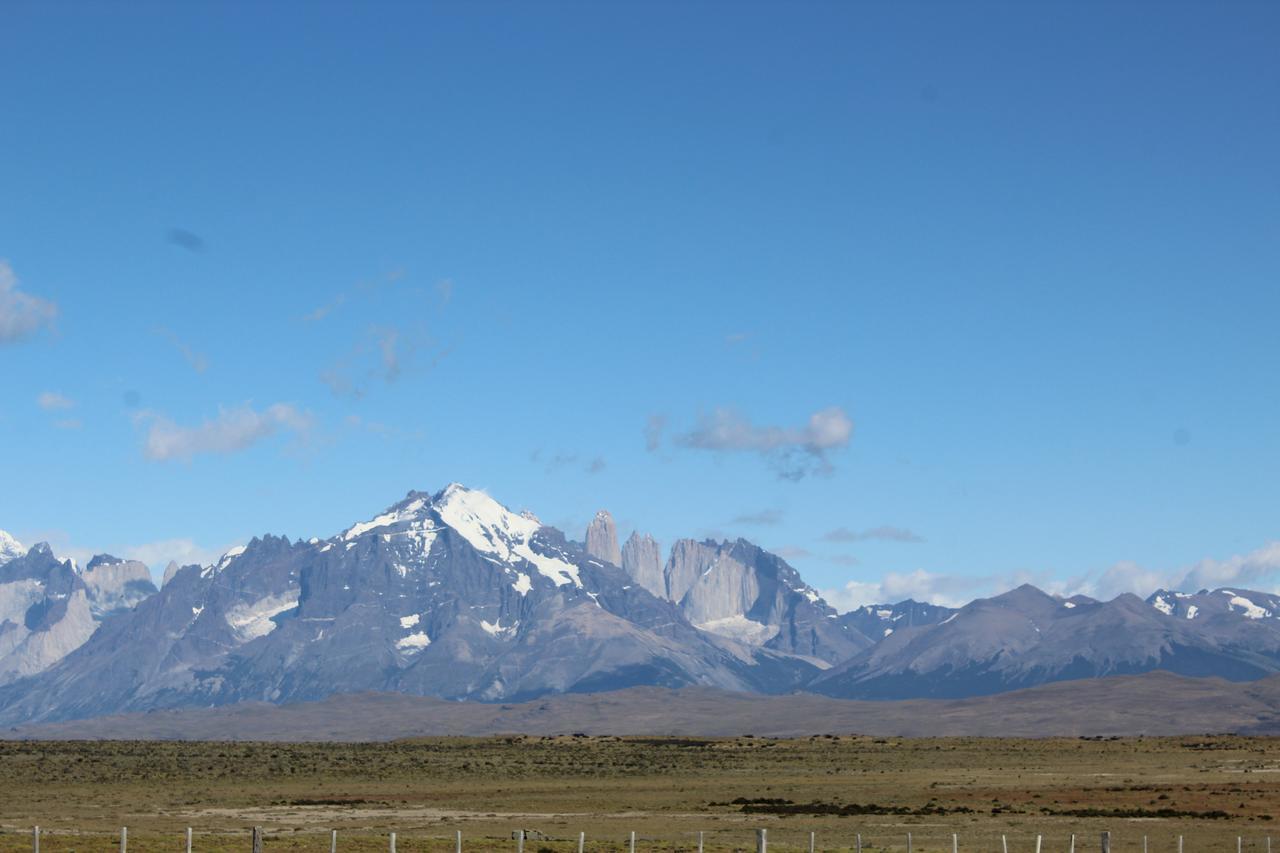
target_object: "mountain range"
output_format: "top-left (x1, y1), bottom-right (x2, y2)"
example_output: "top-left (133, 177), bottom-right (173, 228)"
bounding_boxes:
top-left (1, 483), bottom-right (1278, 728)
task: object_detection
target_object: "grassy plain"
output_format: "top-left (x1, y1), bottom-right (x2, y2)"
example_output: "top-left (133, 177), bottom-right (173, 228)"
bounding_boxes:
top-left (0, 736), bottom-right (1276, 853)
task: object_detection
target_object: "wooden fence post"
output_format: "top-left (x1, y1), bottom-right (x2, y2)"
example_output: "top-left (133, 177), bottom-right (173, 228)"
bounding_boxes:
top-left (1143, 837), bottom-right (1148, 853)
top-left (1101, 832), bottom-right (1110, 853)
top-left (1036, 835), bottom-right (1042, 853)
top-left (757, 828), bottom-right (767, 853)
top-left (1070, 835), bottom-right (1075, 853)
top-left (577, 832), bottom-right (584, 853)
top-left (331, 830), bottom-right (338, 853)
top-left (32, 826), bottom-right (39, 853)
top-left (1001, 835), bottom-right (1008, 853)
top-left (908, 832), bottom-right (913, 853)
top-left (121, 827), bottom-right (129, 853)
top-left (698, 832), bottom-right (704, 853)
top-left (517, 829), bottom-right (525, 853)
top-left (953, 833), bottom-right (958, 853)
top-left (809, 832), bottom-right (816, 853)
top-left (1238, 839), bottom-right (1243, 853)
top-left (856, 833), bottom-right (862, 853)
top-left (251, 828), bottom-right (261, 853)
top-left (458, 831), bottom-right (463, 853)
top-left (630, 830), bottom-right (636, 853)
top-left (187, 827), bottom-right (193, 853)
top-left (1178, 838), bottom-right (1183, 853)
top-left (389, 832), bottom-right (396, 853)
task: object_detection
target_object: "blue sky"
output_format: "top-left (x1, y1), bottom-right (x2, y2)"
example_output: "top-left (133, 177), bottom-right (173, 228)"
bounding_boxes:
top-left (2, 1), bottom-right (1278, 607)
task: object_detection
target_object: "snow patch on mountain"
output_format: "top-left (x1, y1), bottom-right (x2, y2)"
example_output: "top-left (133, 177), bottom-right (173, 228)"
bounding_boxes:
top-left (0, 531), bottom-right (23, 565)
top-left (397, 631), bottom-right (431, 651)
top-left (1229, 595), bottom-right (1270, 619)
top-left (695, 614), bottom-right (779, 645)
top-left (225, 592), bottom-right (299, 640)
top-left (437, 485), bottom-right (580, 588)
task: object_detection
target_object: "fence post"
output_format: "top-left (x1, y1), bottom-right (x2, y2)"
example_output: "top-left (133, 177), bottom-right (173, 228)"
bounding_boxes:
top-left (810, 832), bottom-right (816, 853)
top-left (33, 826), bottom-right (39, 853)
top-left (577, 832), bottom-right (584, 853)
top-left (458, 831), bottom-right (464, 853)
top-left (331, 830), bottom-right (338, 853)
top-left (1036, 836), bottom-right (1042, 853)
top-left (389, 832), bottom-right (396, 853)
top-left (251, 828), bottom-right (261, 853)
top-left (187, 827), bottom-right (193, 853)
top-left (1001, 835), bottom-right (1008, 853)
top-left (121, 827), bottom-right (129, 853)
top-left (1143, 837), bottom-right (1148, 853)
top-left (630, 831), bottom-right (636, 853)
top-left (1101, 832), bottom-right (1111, 853)
top-left (953, 833), bottom-right (958, 853)
top-left (517, 829), bottom-right (525, 853)
top-left (1239, 839), bottom-right (1243, 853)
top-left (1178, 838), bottom-right (1183, 853)
top-left (908, 832), bottom-right (913, 853)
top-left (856, 834), bottom-right (862, 853)
top-left (1070, 835), bottom-right (1075, 853)
top-left (698, 832), bottom-right (704, 853)
top-left (757, 828), bottom-right (767, 853)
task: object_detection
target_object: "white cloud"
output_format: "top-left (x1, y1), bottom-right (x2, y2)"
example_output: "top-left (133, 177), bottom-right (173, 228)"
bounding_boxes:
top-left (36, 391), bottom-right (75, 411)
top-left (137, 402), bottom-right (314, 462)
top-left (823, 569), bottom-right (977, 611)
top-left (820, 541), bottom-right (1280, 613)
top-left (674, 405), bottom-right (854, 479)
top-left (0, 260), bottom-right (58, 344)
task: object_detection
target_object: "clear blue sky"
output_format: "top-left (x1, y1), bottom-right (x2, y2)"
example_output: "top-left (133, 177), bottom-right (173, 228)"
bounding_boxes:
top-left (2, 1), bottom-right (1278, 607)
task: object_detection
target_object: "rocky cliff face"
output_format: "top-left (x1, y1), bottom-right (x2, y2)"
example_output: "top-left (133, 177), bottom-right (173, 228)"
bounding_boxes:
top-left (0, 544), bottom-right (157, 686)
top-left (661, 538), bottom-right (870, 664)
top-left (620, 532), bottom-right (664, 598)
top-left (584, 510), bottom-right (621, 566)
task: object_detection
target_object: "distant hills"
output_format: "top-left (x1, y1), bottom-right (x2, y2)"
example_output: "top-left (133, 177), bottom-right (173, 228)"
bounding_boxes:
top-left (12, 672), bottom-right (1280, 740)
top-left (1, 483), bottom-right (1279, 730)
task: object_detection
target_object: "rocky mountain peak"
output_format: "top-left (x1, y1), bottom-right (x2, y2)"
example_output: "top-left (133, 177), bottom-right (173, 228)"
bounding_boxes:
top-left (621, 531), bottom-right (664, 597)
top-left (585, 510), bottom-right (621, 566)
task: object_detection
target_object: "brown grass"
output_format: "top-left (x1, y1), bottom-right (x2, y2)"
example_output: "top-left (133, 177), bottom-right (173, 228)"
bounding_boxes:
top-left (0, 736), bottom-right (1276, 853)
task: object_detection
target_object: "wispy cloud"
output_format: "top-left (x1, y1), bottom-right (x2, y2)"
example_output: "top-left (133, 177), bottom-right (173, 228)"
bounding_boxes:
top-left (823, 525), bottom-right (924, 544)
top-left (730, 508), bottom-right (785, 526)
top-left (673, 405), bottom-right (853, 479)
top-left (156, 327), bottom-right (209, 373)
top-left (822, 569), bottom-right (987, 611)
top-left (437, 278), bottom-right (454, 305)
top-left (1081, 542), bottom-right (1280, 600)
top-left (773, 545), bottom-right (812, 560)
top-left (136, 402), bottom-right (314, 462)
top-left (586, 456), bottom-right (607, 474)
top-left (644, 414), bottom-right (667, 452)
top-left (0, 260), bottom-right (58, 345)
top-left (36, 391), bottom-right (75, 411)
top-left (166, 228), bottom-right (205, 252)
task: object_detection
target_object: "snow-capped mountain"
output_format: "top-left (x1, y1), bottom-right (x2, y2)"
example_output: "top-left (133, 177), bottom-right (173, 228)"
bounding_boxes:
top-left (3, 489), bottom-right (1280, 725)
top-left (0, 530), bottom-right (24, 565)
top-left (0, 485), bottom-right (816, 724)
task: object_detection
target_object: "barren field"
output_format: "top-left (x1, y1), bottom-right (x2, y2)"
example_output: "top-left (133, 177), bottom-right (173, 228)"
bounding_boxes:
top-left (0, 736), bottom-right (1276, 853)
